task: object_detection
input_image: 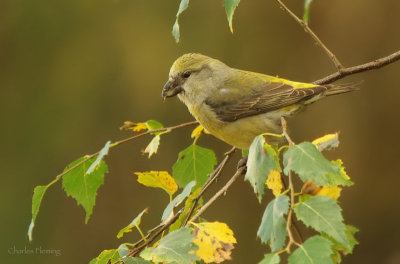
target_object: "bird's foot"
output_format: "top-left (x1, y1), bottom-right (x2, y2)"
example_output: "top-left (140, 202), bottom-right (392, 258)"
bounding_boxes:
top-left (237, 155), bottom-right (248, 173)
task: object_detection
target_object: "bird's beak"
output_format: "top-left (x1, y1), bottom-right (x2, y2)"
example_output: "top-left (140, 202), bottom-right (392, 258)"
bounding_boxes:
top-left (162, 79), bottom-right (183, 101)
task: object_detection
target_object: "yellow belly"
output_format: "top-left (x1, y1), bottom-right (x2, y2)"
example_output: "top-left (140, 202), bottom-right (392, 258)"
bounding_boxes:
top-left (190, 104), bottom-right (283, 149)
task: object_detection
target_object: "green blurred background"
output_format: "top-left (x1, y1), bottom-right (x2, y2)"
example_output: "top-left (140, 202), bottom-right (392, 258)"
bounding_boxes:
top-left (1, 0), bottom-right (400, 263)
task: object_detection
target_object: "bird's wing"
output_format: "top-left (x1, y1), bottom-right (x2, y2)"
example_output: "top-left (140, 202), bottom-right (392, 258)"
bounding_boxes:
top-left (205, 70), bottom-right (327, 122)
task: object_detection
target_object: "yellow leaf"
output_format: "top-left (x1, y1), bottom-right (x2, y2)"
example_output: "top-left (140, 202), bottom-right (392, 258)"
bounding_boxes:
top-left (135, 171), bottom-right (178, 196)
top-left (144, 135), bottom-right (160, 158)
top-left (120, 121), bottom-right (148, 132)
top-left (191, 125), bottom-right (204, 139)
top-left (192, 221), bottom-right (236, 263)
top-left (266, 169), bottom-right (283, 197)
top-left (132, 122), bottom-right (148, 132)
top-left (301, 180), bottom-right (342, 200)
top-left (316, 186), bottom-right (342, 200)
top-left (312, 133), bottom-right (339, 151)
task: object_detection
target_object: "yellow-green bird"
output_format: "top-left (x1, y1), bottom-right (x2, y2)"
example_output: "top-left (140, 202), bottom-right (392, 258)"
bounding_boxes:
top-left (162, 53), bottom-right (357, 149)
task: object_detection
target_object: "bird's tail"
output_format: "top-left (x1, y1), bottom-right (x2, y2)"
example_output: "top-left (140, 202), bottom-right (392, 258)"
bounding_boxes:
top-left (325, 81), bottom-right (361, 96)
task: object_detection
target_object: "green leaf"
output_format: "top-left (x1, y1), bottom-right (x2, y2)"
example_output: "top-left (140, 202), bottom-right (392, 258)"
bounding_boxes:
top-left (303, 0), bottom-right (313, 25)
top-left (89, 249), bottom-right (120, 264)
top-left (117, 208), bottom-right (148, 239)
top-left (169, 187), bottom-right (202, 232)
top-left (283, 142), bottom-right (351, 186)
top-left (326, 224), bottom-right (359, 254)
top-left (140, 227), bottom-right (198, 264)
top-left (344, 225), bottom-right (359, 253)
top-left (144, 135), bottom-right (160, 158)
top-left (172, 0), bottom-right (190, 43)
top-left (288, 236), bottom-right (333, 264)
top-left (245, 135), bottom-right (281, 202)
top-left (118, 243), bottom-right (130, 258)
top-left (257, 195), bottom-right (289, 251)
top-left (28, 185), bottom-right (49, 241)
top-left (122, 257), bottom-right (152, 264)
top-left (145, 119), bottom-right (164, 130)
top-left (86, 141), bottom-right (110, 174)
top-left (162, 181), bottom-right (196, 222)
top-left (143, 120), bottom-right (168, 157)
top-left (332, 159), bottom-right (353, 186)
top-left (294, 195), bottom-right (349, 250)
top-left (224, 0), bottom-right (241, 32)
top-left (173, 144), bottom-right (216, 188)
top-left (259, 253), bottom-right (280, 264)
top-left (241, 149), bottom-right (249, 157)
top-left (62, 156), bottom-right (108, 223)
top-left (298, 194), bottom-right (313, 203)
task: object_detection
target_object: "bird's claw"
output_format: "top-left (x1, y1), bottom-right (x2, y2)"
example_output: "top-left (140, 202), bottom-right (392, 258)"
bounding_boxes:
top-left (237, 155), bottom-right (248, 172)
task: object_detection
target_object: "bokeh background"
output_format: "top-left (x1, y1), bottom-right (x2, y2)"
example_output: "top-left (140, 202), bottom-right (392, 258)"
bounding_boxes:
top-left (1, 0), bottom-right (400, 263)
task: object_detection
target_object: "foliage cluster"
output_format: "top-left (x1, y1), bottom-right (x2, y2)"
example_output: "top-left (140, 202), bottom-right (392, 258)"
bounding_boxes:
top-left (29, 119), bottom-right (358, 263)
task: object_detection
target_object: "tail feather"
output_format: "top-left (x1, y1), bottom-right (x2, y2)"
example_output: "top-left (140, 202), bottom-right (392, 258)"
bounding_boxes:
top-left (324, 81), bottom-right (362, 96)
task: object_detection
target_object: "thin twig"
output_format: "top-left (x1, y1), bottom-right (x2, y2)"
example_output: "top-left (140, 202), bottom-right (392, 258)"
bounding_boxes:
top-left (274, 0), bottom-right (344, 70)
top-left (126, 208), bottom-right (184, 257)
top-left (50, 120), bottom-right (198, 184)
top-left (183, 147), bottom-right (237, 226)
top-left (129, 223), bottom-right (164, 250)
top-left (281, 117), bottom-right (301, 249)
top-left (115, 120), bottom-right (198, 146)
top-left (190, 166), bottom-right (246, 222)
top-left (314, 50), bottom-right (400, 85)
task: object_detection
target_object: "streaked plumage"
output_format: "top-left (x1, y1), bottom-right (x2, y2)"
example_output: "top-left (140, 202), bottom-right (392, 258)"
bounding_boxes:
top-left (162, 53), bottom-right (358, 149)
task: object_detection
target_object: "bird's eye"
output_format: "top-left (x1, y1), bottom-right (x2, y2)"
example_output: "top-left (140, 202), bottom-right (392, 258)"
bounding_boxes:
top-left (183, 71), bottom-right (191, 78)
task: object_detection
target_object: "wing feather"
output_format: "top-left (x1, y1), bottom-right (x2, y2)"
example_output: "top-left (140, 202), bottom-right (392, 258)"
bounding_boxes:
top-left (205, 76), bottom-right (327, 122)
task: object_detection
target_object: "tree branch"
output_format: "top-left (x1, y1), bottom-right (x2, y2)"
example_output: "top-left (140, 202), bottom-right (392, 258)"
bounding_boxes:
top-left (126, 208), bottom-right (184, 257)
top-left (125, 147), bottom-right (238, 257)
top-left (274, 0), bottom-right (344, 70)
top-left (314, 50), bottom-right (400, 84)
top-left (183, 147), bottom-right (237, 226)
top-left (273, 0), bottom-right (400, 85)
top-left (189, 166), bottom-right (246, 222)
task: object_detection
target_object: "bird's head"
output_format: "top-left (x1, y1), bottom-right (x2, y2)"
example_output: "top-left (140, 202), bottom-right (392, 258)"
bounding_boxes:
top-left (162, 53), bottom-right (229, 101)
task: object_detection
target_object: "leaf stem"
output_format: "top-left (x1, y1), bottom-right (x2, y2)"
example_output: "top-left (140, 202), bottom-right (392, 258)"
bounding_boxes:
top-left (136, 225), bottom-right (148, 242)
top-left (278, 145), bottom-right (289, 153)
top-left (262, 132), bottom-right (285, 138)
top-left (281, 188), bottom-right (290, 196)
